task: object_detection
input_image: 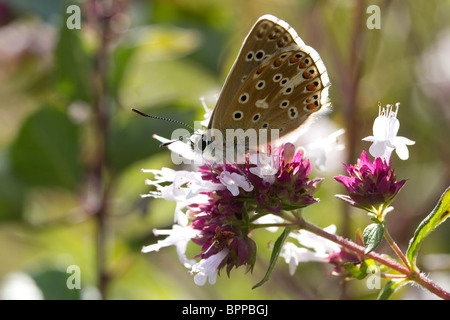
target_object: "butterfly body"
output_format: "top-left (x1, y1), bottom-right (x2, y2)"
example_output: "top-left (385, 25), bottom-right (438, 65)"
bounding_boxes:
top-left (206, 14), bottom-right (330, 146)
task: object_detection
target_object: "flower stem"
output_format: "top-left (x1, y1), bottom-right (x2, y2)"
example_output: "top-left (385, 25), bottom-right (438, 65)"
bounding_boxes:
top-left (383, 228), bottom-right (411, 270)
top-left (297, 218), bottom-right (450, 300)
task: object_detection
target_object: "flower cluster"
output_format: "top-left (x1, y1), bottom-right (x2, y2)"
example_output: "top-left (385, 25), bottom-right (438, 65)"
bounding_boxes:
top-left (334, 151), bottom-right (406, 216)
top-left (335, 103), bottom-right (414, 219)
top-left (140, 101), bottom-right (415, 287)
top-left (142, 143), bottom-right (322, 285)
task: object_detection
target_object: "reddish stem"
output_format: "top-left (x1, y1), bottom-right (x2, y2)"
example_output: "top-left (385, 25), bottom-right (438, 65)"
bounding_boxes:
top-left (298, 218), bottom-right (450, 300)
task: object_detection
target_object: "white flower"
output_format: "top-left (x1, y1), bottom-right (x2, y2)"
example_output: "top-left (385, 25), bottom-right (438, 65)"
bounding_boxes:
top-left (303, 128), bottom-right (345, 172)
top-left (153, 134), bottom-right (204, 163)
top-left (218, 171), bottom-right (253, 196)
top-left (141, 215), bottom-right (200, 268)
top-left (248, 152), bottom-right (279, 184)
top-left (280, 225), bottom-right (340, 275)
top-left (253, 213), bottom-right (285, 233)
top-left (281, 242), bottom-right (326, 276)
top-left (142, 167), bottom-right (223, 223)
top-left (190, 249), bottom-right (229, 286)
top-left (362, 103), bottom-right (415, 161)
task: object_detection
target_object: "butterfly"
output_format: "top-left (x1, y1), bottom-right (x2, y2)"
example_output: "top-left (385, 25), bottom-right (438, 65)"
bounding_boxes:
top-left (204, 14), bottom-right (331, 149)
top-left (133, 14), bottom-right (330, 160)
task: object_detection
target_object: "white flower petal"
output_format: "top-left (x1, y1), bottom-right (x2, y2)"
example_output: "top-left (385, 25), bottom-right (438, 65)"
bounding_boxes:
top-left (363, 103), bottom-right (414, 161)
top-left (190, 249), bottom-right (229, 286)
top-left (394, 142), bottom-right (410, 160)
top-left (219, 171), bottom-right (253, 196)
top-left (368, 141), bottom-right (388, 159)
top-left (290, 225), bottom-right (340, 255)
top-left (142, 223), bottom-right (199, 268)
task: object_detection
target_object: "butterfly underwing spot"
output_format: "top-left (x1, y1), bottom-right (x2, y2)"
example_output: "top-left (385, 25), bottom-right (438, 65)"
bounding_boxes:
top-left (288, 107), bottom-right (298, 119)
top-left (280, 78), bottom-right (288, 86)
top-left (284, 86), bottom-right (293, 95)
top-left (241, 75), bottom-right (247, 82)
top-left (268, 26), bottom-right (283, 40)
top-left (272, 57), bottom-right (283, 69)
top-left (306, 81), bottom-right (320, 92)
top-left (280, 100), bottom-right (290, 108)
top-left (289, 56), bottom-right (300, 64)
top-left (277, 35), bottom-right (290, 48)
top-left (305, 103), bottom-right (318, 111)
top-left (246, 51), bottom-right (254, 61)
top-left (302, 72), bottom-right (312, 79)
top-left (255, 50), bottom-right (265, 61)
top-left (255, 21), bottom-right (270, 39)
top-left (239, 93), bottom-right (249, 103)
top-left (262, 122), bottom-right (269, 129)
top-left (252, 113), bottom-right (261, 122)
top-left (298, 58), bottom-right (310, 69)
top-left (255, 65), bottom-right (266, 76)
top-left (273, 73), bottom-right (282, 82)
top-left (233, 111), bottom-right (243, 120)
top-left (256, 80), bottom-right (265, 89)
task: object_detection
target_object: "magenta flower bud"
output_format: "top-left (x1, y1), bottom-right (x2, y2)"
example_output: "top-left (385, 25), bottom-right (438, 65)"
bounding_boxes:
top-left (334, 151), bottom-right (406, 215)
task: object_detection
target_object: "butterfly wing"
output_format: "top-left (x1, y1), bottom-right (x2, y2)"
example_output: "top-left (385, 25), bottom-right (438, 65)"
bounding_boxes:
top-left (210, 15), bottom-right (330, 139)
top-left (209, 14), bottom-right (302, 129)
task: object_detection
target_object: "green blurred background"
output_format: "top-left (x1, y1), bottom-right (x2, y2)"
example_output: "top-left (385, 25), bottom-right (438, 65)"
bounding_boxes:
top-left (0, 0), bottom-right (449, 300)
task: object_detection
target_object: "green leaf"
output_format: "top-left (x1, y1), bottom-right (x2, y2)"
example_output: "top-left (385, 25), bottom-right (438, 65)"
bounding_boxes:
top-left (377, 279), bottom-right (410, 300)
top-left (252, 227), bottom-right (291, 289)
top-left (0, 155), bottom-right (25, 221)
top-left (54, 7), bottom-right (93, 102)
top-left (406, 187), bottom-right (450, 271)
top-left (344, 259), bottom-right (377, 280)
top-left (10, 107), bottom-right (82, 190)
top-left (32, 269), bottom-right (82, 300)
top-left (363, 222), bottom-right (385, 254)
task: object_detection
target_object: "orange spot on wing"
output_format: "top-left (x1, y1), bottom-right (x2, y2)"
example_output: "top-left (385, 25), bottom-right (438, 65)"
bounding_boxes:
top-left (307, 103), bottom-right (317, 110)
top-left (273, 58), bottom-right (283, 67)
top-left (303, 71), bottom-right (312, 79)
top-left (256, 66), bottom-right (266, 74)
top-left (289, 57), bottom-right (300, 64)
top-left (306, 84), bottom-right (317, 91)
top-left (299, 62), bottom-right (307, 68)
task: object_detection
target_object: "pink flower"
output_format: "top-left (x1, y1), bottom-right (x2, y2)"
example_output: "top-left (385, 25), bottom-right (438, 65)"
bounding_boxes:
top-left (334, 151), bottom-right (406, 215)
top-left (141, 143), bottom-right (322, 284)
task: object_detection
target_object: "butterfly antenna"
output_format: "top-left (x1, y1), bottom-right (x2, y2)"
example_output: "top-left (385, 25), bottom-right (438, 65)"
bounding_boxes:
top-left (131, 108), bottom-right (195, 132)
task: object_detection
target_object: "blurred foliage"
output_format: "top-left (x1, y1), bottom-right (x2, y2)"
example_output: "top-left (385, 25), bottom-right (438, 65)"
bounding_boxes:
top-left (0, 0), bottom-right (449, 300)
